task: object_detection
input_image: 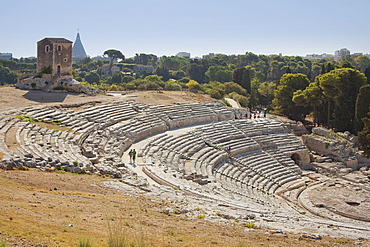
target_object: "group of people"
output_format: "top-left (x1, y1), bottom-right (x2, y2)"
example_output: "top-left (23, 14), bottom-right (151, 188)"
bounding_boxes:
top-left (246, 109), bottom-right (267, 119)
top-left (128, 149), bottom-right (137, 163)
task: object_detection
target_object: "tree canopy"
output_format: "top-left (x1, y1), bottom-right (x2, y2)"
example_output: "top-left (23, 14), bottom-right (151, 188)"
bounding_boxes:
top-left (273, 73), bottom-right (310, 119)
top-left (103, 49), bottom-right (125, 64)
top-left (316, 68), bottom-right (366, 132)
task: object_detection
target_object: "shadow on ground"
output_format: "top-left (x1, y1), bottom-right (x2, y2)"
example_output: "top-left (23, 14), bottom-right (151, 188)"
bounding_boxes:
top-left (22, 91), bottom-right (73, 103)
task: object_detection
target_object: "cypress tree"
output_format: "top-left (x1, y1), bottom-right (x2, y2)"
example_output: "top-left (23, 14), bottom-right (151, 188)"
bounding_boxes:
top-left (355, 85), bottom-right (370, 132)
top-left (241, 68), bottom-right (251, 93)
top-left (359, 115), bottom-right (370, 158)
top-left (320, 64), bottom-right (326, 74)
top-left (326, 62), bottom-right (334, 73)
top-left (232, 67), bottom-right (251, 93)
top-left (364, 66), bottom-right (370, 84)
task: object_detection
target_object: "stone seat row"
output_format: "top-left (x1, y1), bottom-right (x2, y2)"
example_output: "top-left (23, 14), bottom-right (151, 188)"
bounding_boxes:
top-left (78, 102), bottom-right (138, 123)
top-left (215, 146), bottom-right (300, 193)
top-left (0, 117), bottom-right (20, 157)
top-left (109, 114), bottom-right (169, 143)
top-left (16, 122), bottom-right (91, 165)
top-left (193, 122), bottom-right (246, 144)
top-left (233, 150), bottom-right (301, 184)
top-left (139, 119), bottom-right (303, 194)
top-left (214, 162), bottom-right (277, 195)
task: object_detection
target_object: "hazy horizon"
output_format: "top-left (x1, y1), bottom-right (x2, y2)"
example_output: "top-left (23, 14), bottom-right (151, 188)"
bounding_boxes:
top-left (1, 0), bottom-right (369, 58)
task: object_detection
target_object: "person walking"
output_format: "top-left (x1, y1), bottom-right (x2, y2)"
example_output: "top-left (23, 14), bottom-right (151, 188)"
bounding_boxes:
top-left (128, 149), bottom-right (133, 163)
top-left (227, 146), bottom-right (231, 155)
top-left (132, 149), bottom-right (137, 163)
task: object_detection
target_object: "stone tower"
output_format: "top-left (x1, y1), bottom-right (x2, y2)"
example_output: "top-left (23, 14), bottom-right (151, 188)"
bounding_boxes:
top-left (72, 32), bottom-right (87, 62)
top-left (37, 37), bottom-right (73, 79)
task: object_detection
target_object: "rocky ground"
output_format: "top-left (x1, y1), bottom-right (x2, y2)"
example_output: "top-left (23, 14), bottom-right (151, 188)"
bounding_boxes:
top-left (1, 169), bottom-right (369, 247)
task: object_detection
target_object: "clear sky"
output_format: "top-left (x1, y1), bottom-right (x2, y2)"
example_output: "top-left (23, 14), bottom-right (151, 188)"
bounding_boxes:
top-left (1, 0), bottom-right (369, 58)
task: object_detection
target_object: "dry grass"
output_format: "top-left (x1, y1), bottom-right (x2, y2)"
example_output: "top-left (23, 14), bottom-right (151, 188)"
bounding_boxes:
top-left (0, 169), bottom-right (366, 246)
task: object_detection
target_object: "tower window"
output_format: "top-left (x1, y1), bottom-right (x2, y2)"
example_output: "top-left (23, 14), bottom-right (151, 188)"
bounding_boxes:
top-left (57, 45), bottom-right (62, 52)
top-left (45, 45), bottom-right (50, 53)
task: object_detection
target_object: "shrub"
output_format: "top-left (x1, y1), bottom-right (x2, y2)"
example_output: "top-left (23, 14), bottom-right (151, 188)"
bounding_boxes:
top-left (164, 82), bottom-right (182, 91)
top-left (209, 89), bottom-right (223, 99)
top-left (137, 83), bottom-right (147, 90)
top-left (186, 80), bottom-right (201, 91)
top-left (0, 239), bottom-right (7, 247)
top-left (146, 81), bottom-right (161, 90)
top-left (222, 99), bottom-right (232, 107)
top-left (245, 222), bottom-right (255, 228)
top-left (125, 82), bottom-right (136, 90)
top-left (109, 84), bottom-right (118, 91)
top-left (228, 92), bottom-right (250, 107)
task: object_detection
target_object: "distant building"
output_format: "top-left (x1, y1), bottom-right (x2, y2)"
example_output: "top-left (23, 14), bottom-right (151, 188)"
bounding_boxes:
top-left (92, 55), bottom-right (109, 61)
top-left (37, 37), bottom-right (73, 79)
top-left (72, 32), bottom-right (87, 62)
top-left (133, 64), bottom-right (155, 74)
top-left (0, 53), bottom-right (13, 60)
top-left (202, 53), bottom-right (215, 59)
top-left (176, 52), bottom-right (190, 58)
top-left (334, 48), bottom-right (350, 61)
top-left (352, 53), bottom-right (363, 57)
top-left (101, 64), bottom-right (120, 77)
top-left (305, 53), bottom-right (334, 60)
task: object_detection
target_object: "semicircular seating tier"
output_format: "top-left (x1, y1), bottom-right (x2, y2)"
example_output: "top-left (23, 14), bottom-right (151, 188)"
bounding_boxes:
top-left (140, 119), bottom-right (307, 196)
top-left (0, 101), bottom-right (308, 195)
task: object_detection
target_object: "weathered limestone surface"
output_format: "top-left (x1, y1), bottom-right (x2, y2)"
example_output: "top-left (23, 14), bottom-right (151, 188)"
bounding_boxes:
top-left (302, 127), bottom-right (370, 169)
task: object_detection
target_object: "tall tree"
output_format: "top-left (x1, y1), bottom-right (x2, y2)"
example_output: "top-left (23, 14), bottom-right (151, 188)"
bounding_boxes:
top-left (293, 82), bottom-right (325, 126)
top-left (257, 81), bottom-right (276, 108)
top-left (112, 71), bottom-right (122, 84)
top-left (326, 62), bottom-right (335, 73)
top-left (355, 85), bottom-right (370, 132)
top-left (285, 66), bottom-right (292, 74)
top-left (103, 49), bottom-right (125, 65)
top-left (339, 60), bottom-right (354, 69)
top-left (0, 64), bottom-right (17, 85)
top-left (364, 66), bottom-right (370, 84)
top-left (155, 66), bottom-right (170, 81)
top-left (272, 73), bottom-right (310, 120)
top-left (358, 113), bottom-right (370, 158)
top-left (320, 64), bottom-right (326, 75)
top-left (232, 67), bottom-right (251, 93)
top-left (188, 62), bottom-right (206, 83)
top-left (85, 72), bottom-right (100, 84)
top-left (354, 55), bottom-right (370, 71)
top-left (317, 68), bottom-right (366, 133)
top-left (224, 81), bottom-right (247, 95)
top-left (103, 49), bottom-right (125, 75)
